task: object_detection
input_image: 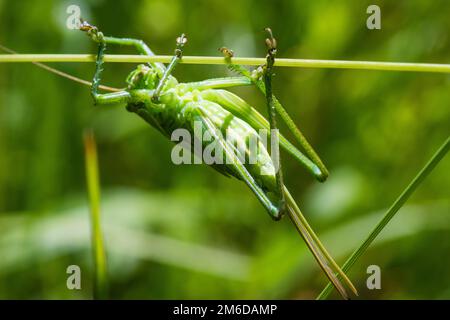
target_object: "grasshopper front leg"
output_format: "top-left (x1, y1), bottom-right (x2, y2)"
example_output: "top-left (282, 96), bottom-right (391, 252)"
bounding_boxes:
top-left (193, 108), bottom-right (283, 220)
top-left (262, 28), bottom-right (286, 215)
top-left (199, 89), bottom-right (323, 177)
top-left (219, 43), bottom-right (329, 182)
top-left (196, 107), bottom-right (355, 298)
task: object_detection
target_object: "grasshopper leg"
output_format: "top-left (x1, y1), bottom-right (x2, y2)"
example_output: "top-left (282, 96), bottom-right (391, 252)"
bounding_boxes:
top-left (220, 47), bottom-right (329, 182)
top-left (80, 20), bottom-right (165, 73)
top-left (152, 34), bottom-right (187, 102)
top-left (79, 22), bottom-right (131, 105)
top-left (101, 35), bottom-right (166, 74)
top-left (180, 76), bottom-right (252, 90)
top-left (178, 48), bottom-right (253, 90)
top-left (284, 188), bottom-right (358, 298)
top-left (193, 108), bottom-right (283, 220)
top-left (90, 44), bottom-right (131, 105)
top-left (262, 28), bottom-right (285, 213)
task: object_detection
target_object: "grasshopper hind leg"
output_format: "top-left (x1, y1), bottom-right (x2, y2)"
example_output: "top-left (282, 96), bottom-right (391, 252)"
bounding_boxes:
top-left (193, 108), bottom-right (284, 221)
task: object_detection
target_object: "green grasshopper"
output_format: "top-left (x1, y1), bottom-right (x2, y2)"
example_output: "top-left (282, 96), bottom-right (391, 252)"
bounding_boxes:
top-left (77, 21), bottom-right (357, 299)
top-left (2, 21), bottom-right (356, 298)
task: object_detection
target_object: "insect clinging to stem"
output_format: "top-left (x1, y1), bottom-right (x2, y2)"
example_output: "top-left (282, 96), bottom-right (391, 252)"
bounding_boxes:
top-left (2, 21), bottom-right (357, 299)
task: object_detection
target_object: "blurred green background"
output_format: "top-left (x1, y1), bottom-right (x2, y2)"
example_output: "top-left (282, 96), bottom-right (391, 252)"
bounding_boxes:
top-left (0, 0), bottom-right (449, 299)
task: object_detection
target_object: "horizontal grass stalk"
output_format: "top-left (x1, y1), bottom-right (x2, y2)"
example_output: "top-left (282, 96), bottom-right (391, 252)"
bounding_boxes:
top-left (317, 136), bottom-right (450, 300)
top-left (1, 54), bottom-right (450, 73)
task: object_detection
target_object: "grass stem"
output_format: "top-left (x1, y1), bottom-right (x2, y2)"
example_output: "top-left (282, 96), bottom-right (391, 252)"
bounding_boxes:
top-left (83, 129), bottom-right (108, 300)
top-left (316, 136), bottom-right (450, 300)
top-left (1, 54), bottom-right (450, 73)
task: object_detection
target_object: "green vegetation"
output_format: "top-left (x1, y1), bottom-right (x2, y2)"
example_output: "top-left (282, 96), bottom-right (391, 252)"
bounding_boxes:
top-left (0, 0), bottom-right (448, 299)
top-left (83, 130), bottom-right (108, 299)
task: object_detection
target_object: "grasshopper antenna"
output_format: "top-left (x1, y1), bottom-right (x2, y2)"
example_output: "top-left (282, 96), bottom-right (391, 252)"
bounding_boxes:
top-left (0, 44), bottom-right (120, 92)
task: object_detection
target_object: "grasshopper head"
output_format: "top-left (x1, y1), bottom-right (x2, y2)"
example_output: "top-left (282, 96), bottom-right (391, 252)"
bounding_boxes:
top-left (126, 64), bottom-right (159, 90)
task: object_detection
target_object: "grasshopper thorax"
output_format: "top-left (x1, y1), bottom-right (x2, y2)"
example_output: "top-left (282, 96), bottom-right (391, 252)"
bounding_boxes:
top-left (126, 64), bottom-right (160, 90)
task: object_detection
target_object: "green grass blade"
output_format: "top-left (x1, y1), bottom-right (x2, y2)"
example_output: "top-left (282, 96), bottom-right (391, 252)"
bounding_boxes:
top-left (83, 129), bottom-right (108, 300)
top-left (317, 136), bottom-right (450, 300)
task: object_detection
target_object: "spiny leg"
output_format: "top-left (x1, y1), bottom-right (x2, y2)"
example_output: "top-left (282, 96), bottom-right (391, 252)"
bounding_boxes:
top-left (190, 74), bottom-right (320, 179)
top-left (80, 20), bottom-right (165, 75)
top-left (92, 91), bottom-right (131, 105)
top-left (186, 73), bottom-right (323, 179)
top-left (197, 107), bottom-right (355, 298)
top-left (200, 89), bottom-right (322, 177)
top-left (194, 108), bottom-right (283, 220)
top-left (102, 36), bottom-right (166, 74)
top-left (219, 33), bottom-right (354, 298)
top-left (284, 188), bottom-right (352, 299)
top-left (178, 48), bottom-right (251, 91)
top-left (258, 57), bottom-right (329, 181)
top-left (284, 188), bottom-right (357, 298)
top-left (178, 48), bottom-right (250, 90)
top-left (263, 28), bottom-right (285, 214)
top-left (219, 46), bottom-right (329, 182)
top-left (180, 76), bottom-right (252, 91)
top-left (258, 72), bottom-right (330, 181)
top-left (152, 34), bottom-right (187, 102)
